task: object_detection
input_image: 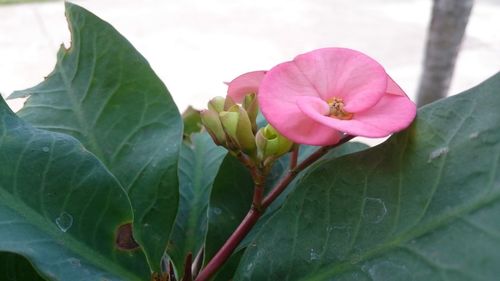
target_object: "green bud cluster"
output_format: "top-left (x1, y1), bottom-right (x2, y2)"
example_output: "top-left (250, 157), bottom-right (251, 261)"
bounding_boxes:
top-left (201, 95), bottom-right (293, 168)
top-left (256, 125), bottom-right (293, 164)
top-left (220, 104), bottom-right (256, 154)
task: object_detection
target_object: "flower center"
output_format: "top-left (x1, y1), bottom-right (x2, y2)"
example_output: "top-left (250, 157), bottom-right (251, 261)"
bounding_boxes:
top-left (327, 97), bottom-right (353, 120)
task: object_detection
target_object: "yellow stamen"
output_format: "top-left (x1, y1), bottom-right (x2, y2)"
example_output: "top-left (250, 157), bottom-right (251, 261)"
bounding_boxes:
top-left (327, 97), bottom-right (353, 120)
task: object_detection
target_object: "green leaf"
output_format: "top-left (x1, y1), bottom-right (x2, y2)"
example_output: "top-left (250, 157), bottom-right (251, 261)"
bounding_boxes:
top-left (167, 133), bottom-right (226, 273)
top-left (0, 252), bottom-right (45, 281)
top-left (9, 3), bottom-right (182, 270)
top-left (204, 155), bottom-right (254, 265)
top-left (182, 106), bottom-right (203, 139)
top-left (204, 142), bottom-right (368, 278)
top-left (259, 142), bottom-right (370, 219)
top-left (235, 73), bottom-right (500, 280)
top-left (0, 97), bottom-right (149, 280)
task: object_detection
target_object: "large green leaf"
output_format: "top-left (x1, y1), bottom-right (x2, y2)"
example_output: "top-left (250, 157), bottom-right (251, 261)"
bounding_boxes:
top-left (168, 133), bottom-right (226, 273)
top-left (204, 155), bottom-right (254, 266)
top-left (0, 252), bottom-right (45, 281)
top-left (0, 97), bottom-right (149, 280)
top-left (258, 143), bottom-right (369, 221)
top-left (235, 73), bottom-right (500, 280)
top-left (9, 3), bottom-right (182, 270)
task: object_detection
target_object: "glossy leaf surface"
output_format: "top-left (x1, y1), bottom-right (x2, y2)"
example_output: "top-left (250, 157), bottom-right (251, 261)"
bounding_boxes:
top-left (9, 3), bottom-right (182, 270)
top-left (168, 133), bottom-right (226, 273)
top-left (0, 97), bottom-right (149, 281)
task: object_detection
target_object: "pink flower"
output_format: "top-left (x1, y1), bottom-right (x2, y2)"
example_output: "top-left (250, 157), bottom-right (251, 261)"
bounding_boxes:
top-left (258, 48), bottom-right (417, 146)
top-left (226, 70), bottom-right (267, 103)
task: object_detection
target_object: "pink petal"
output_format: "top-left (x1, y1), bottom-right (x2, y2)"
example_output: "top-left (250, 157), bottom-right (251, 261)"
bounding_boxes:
top-left (258, 48), bottom-right (416, 143)
top-left (298, 92), bottom-right (416, 138)
top-left (259, 91), bottom-right (342, 145)
top-left (352, 93), bottom-right (416, 135)
top-left (292, 48), bottom-right (388, 112)
top-left (257, 61), bottom-right (323, 104)
top-left (386, 75), bottom-right (405, 96)
top-left (275, 116), bottom-right (343, 146)
top-left (259, 63), bottom-right (341, 145)
top-left (226, 70), bottom-right (267, 103)
top-left (295, 96), bottom-right (330, 117)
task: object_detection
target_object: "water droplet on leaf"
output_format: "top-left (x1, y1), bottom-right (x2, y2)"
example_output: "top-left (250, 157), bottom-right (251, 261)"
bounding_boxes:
top-left (68, 257), bottom-right (81, 267)
top-left (469, 132), bottom-right (479, 139)
top-left (427, 147), bottom-right (449, 163)
top-left (245, 263), bottom-right (253, 271)
top-left (363, 197), bottom-right (387, 223)
top-left (368, 261), bottom-right (413, 281)
top-left (309, 248), bottom-right (320, 261)
top-left (55, 212), bottom-right (73, 232)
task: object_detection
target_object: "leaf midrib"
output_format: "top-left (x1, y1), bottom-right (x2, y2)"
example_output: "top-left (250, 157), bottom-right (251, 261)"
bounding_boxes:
top-left (56, 36), bottom-right (106, 162)
top-left (300, 136), bottom-right (500, 280)
top-left (179, 140), bottom-right (223, 259)
top-left (299, 189), bottom-right (500, 281)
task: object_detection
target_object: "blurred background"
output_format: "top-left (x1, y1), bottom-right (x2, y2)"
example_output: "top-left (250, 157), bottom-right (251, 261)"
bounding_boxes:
top-left (1, 0), bottom-right (499, 112)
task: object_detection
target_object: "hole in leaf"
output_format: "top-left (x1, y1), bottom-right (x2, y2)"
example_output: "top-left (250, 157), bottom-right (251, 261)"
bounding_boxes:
top-left (115, 222), bottom-right (139, 250)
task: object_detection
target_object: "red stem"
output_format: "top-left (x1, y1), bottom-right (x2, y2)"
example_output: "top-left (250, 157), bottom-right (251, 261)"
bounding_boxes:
top-left (252, 183), bottom-right (264, 211)
top-left (251, 168), bottom-right (265, 211)
top-left (195, 209), bottom-right (261, 281)
top-left (289, 145), bottom-right (299, 170)
top-left (195, 135), bottom-right (354, 281)
top-left (181, 253), bottom-right (193, 281)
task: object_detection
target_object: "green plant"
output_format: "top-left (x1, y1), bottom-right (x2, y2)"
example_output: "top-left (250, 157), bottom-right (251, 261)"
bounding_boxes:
top-left (1, 3), bottom-right (499, 281)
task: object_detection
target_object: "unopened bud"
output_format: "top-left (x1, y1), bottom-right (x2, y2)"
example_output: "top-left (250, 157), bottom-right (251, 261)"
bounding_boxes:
top-left (208, 96), bottom-right (225, 113)
top-left (219, 105), bottom-right (256, 154)
top-left (223, 96), bottom-right (237, 111)
top-left (200, 109), bottom-right (226, 145)
top-left (243, 93), bottom-right (258, 132)
top-left (256, 125), bottom-right (293, 161)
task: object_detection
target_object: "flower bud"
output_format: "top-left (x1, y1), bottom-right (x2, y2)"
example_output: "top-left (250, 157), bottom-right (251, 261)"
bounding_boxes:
top-left (256, 124), bottom-right (293, 161)
top-left (219, 105), bottom-right (256, 154)
top-left (200, 109), bottom-right (226, 145)
top-left (207, 96), bottom-right (225, 113)
top-left (242, 93), bottom-right (258, 133)
top-left (223, 96), bottom-right (237, 111)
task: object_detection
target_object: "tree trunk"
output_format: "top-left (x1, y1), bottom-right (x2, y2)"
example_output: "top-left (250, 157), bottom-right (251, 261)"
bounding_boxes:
top-left (416, 0), bottom-right (474, 107)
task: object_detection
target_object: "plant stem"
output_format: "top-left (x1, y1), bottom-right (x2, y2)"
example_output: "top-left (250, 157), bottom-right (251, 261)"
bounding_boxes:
top-left (195, 209), bottom-right (261, 281)
top-left (252, 181), bottom-right (264, 211)
top-left (289, 144), bottom-right (299, 170)
top-left (181, 253), bottom-right (193, 281)
top-left (195, 135), bottom-right (354, 281)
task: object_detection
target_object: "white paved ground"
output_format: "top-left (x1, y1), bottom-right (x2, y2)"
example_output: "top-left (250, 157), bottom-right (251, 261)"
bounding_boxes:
top-left (1, 0), bottom-right (499, 113)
